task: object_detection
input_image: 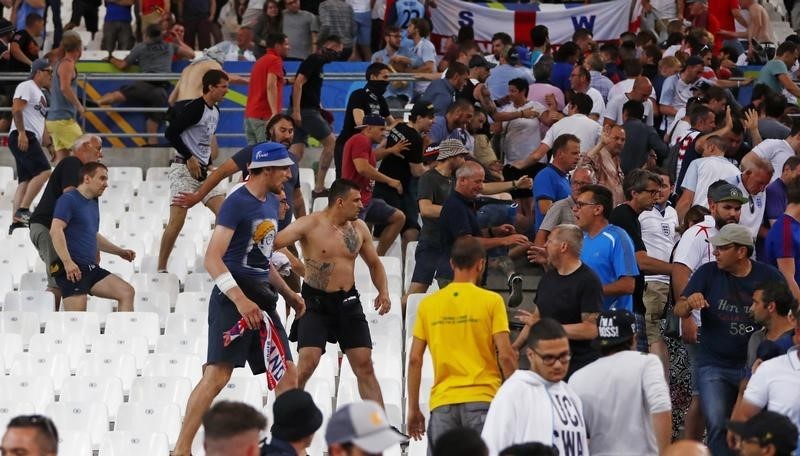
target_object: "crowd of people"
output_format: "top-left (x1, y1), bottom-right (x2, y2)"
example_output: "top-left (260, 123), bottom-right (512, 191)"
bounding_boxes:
top-left (3, 0), bottom-right (800, 454)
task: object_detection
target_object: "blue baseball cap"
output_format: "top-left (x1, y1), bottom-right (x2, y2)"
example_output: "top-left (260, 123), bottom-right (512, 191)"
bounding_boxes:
top-left (250, 141), bottom-right (294, 169)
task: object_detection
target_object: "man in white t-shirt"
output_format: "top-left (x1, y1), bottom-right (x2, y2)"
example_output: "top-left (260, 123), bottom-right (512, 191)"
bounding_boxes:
top-left (639, 169), bottom-right (679, 372)
top-left (743, 126), bottom-right (800, 183)
top-left (512, 93), bottom-right (602, 169)
top-left (604, 76), bottom-right (656, 127)
top-left (676, 135), bottom-right (741, 221)
top-left (570, 309), bottom-right (672, 456)
top-left (8, 58), bottom-right (53, 234)
top-left (659, 56), bottom-right (712, 128)
top-left (497, 78), bottom-right (546, 164)
top-left (482, 318), bottom-right (588, 456)
top-left (724, 157), bottom-right (773, 240)
top-left (568, 66), bottom-right (605, 122)
top-left (729, 328), bottom-right (800, 456)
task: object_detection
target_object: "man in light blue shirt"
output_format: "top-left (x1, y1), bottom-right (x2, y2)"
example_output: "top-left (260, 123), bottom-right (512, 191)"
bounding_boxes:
top-left (486, 46), bottom-right (535, 101)
top-left (372, 25), bottom-right (422, 109)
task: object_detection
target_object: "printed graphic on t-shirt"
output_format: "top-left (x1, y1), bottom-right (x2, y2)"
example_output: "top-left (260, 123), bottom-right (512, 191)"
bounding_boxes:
top-left (551, 393), bottom-right (587, 456)
top-left (251, 219), bottom-right (277, 262)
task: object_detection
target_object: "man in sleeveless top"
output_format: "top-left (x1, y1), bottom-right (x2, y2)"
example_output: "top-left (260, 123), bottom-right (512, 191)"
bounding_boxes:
top-left (45, 31), bottom-right (84, 164)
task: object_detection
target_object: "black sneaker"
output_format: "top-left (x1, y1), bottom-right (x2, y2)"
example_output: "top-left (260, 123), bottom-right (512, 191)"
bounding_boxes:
top-left (8, 221), bottom-right (27, 235)
top-left (507, 273), bottom-right (524, 308)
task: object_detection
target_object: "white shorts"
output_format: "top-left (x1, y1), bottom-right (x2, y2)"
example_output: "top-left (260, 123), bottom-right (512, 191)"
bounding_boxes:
top-left (168, 162), bottom-right (225, 205)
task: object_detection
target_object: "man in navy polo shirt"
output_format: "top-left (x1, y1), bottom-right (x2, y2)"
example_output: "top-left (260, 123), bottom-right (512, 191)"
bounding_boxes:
top-left (532, 133), bottom-right (580, 234)
top-left (50, 162), bottom-right (136, 312)
top-left (435, 160), bottom-right (529, 296)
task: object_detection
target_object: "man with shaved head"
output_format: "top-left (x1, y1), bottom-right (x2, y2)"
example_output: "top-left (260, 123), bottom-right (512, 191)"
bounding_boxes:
top-left (604, 76), bottom-right (657, 127)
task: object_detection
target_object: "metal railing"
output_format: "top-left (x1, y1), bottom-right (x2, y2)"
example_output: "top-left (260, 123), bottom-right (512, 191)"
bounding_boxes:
top-left (0, 71), bottom-right (419, 141)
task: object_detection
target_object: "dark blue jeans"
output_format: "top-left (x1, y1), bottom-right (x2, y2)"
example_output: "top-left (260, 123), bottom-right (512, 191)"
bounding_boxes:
top-left (45, 0), bottom-right (63, 47)
top-left (696, 364), bottom-right (747, 456)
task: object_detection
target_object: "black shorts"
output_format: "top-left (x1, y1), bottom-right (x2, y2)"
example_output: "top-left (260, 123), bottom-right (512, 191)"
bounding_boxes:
top-left (359, 198), bottom-right (397, 225)
top-left (120, 81), bottom-right (168, 122)
top-left (9, 131), bottom-right (51, 182)
top-left (290, 284), bottom-right (372, 352)
top-left (54, 263), bottom-right (111, 298)
top-left (207, 276), bottom-right (292, 374)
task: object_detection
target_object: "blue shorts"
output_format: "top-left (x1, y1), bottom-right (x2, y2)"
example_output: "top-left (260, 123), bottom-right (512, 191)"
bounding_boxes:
top-left (410, 239), bottom-right (442, 286)
top-left (9, 131), bottom-right (51, 182)
top-left (353, 11), bottom-right (371, 46)
top-left (55, 263), bottom-right (111, 298)
top-left (360, 198), bottom-right (397, 225)
top-left (206, 276), bottom-right (292, 374)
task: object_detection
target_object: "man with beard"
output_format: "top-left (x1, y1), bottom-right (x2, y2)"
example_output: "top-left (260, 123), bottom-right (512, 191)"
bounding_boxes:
top-left (609, 169), bottom-right (674, 353)
top-left (333, 62), bottom-right (406, 180)
top-left (373, 101), bottom-right (434, 250)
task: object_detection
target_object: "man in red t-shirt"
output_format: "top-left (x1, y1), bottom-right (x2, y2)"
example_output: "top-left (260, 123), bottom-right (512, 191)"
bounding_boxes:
top-left (688, 0), bottom-right (727, 54)
top-left (244, 32), bottom-right (289, 144)
top-left (341, 114), bottom-right (406, 255)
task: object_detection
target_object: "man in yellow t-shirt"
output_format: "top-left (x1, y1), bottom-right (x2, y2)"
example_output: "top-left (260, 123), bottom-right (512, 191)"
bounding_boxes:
top-left (406, 236), bottom-right (517, 450)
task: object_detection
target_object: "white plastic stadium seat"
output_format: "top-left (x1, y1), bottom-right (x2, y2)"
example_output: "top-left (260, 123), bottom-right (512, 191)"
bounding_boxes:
top-left (89, 334), bottom-right (149, 371)
top-left (9, 352), bottom-right (71, 392)
top-left (155, 334), bottom-right (207, 356)
top-left (0, 400), bottom-right (36, 431)
top-left (129, 273), bottom-right (180, 306)
top-left (3, 290), bottom-right (55, 315)
top-left (174, 292), bottom-right (210, 314)
top-left (44, 311), bottom-right (101, 338)
top-left (145, 166), bottom-right (171, 182)
top-left (133, 291), bottom-right (172, 327)
top-left (142, 353), bottom-right (203, 388)
top-left (164, 313), bottom-right (208, 336)
top-left (58, 432), bottom-right (93, 456)
top-left (19, 272), bottom-right (48, 292)
top-left (76, 353), bottom-right (138, 393)
top-left (214, 377), bottom-right (264, 411)
top-left (60, 376), bottom-right (125, 421)
top-left (28, 333), bottom-right (87, 371)
top-left (104, 312), bottom-right (161, 348)
top-left (0, 376), bottom-right (55, 413)
top-left (45, 401), bottom-right (109, 449)
top-left (115, 402), bottom-right (181, 450)
top-left (101, 256), bottom-right (135, 281)
top-left (107, 167), bottom-right (144, 191)
top-left (183, 274), bottom-right (214, 293)
top-left (129, 376), bottom-right (192, 416)
top-left (0, 333), bottom-right (24, 370)
top-left (99, 431), bottom-right (170, 456)
top-left (0, 311), bottom-right (40, 348)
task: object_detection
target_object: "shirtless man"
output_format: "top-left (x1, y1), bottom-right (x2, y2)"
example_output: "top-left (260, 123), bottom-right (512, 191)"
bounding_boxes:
top-left (720, 0), bottom-right (775, 58)
top-left (167, 51), bottom-right (249, 106)
top-left (274, 178), bottom-right (390, 407)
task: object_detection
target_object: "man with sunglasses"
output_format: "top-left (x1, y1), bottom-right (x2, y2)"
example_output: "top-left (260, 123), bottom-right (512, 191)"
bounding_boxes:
top-left (569, 309), bottom-right (672, 456)
top-left (1, 414), bottom-right (59, 455)
top-left (482, 318), bottom-right (588, 456)
top-left (674, 223), bottom-right (785, 456)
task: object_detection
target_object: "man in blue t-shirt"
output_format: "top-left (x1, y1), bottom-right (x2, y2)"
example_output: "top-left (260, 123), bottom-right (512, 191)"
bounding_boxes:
top-left (765, 174), bottom-right (800, 299)
top-left (573, 184), bottom-right (639, 312)
top-left (50, 162), bottom-right (136, 312)
top-left (173, 142), bottom-right (306, 456)
top-left (532, 133), bottom-right (580, 233)
top-left (675, 223), bottom-right (785, 456)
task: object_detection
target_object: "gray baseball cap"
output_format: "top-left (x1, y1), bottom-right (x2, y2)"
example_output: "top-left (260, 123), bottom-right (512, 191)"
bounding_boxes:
top-left (325, 401), bottom-right (407, 453)
top-left (709, 223), bottom-right (754, 248)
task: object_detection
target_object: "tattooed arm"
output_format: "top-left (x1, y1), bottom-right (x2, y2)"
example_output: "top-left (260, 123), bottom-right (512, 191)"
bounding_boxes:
top-left (357, 220), bottom-right (391, 315)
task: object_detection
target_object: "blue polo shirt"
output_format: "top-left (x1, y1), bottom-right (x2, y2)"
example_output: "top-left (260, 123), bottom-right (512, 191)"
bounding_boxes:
top-left (52, 190), bottom-right (100, 265)
top-left (532, 164), bottom-right (570, 232)
top-left (486, 64), bottom-right (535, 101)
top-left (580, 224), bottom-right (639, 312)
top-left (436, 191), bottom-right (481, 280)
top-left (421, 78), bottom-right (456, 116)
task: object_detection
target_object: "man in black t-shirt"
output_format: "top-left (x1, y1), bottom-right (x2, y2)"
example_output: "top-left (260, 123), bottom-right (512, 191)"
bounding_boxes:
top-left (28, 134), bottom-right (103, 304)
top-left (373, 101), bottom-right (433, 246)
top-left (8, 13), bottom-right (43, 73)
top-left (523, 223), bottom-right (603, 378)
top-left (608, 169), bottom-right (674, 353)
top-left (333, 62), bottom-right (397, 181)
top-left (290, 35), bottom-right (344, 197)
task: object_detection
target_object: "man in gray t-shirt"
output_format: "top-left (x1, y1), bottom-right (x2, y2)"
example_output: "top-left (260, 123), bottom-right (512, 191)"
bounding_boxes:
top-left (283, 0), bottom-right (320, 60)
top-left (533, 167), bottom-right (595, 247)
top-left (96, 24), bottom-right (195, 144)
